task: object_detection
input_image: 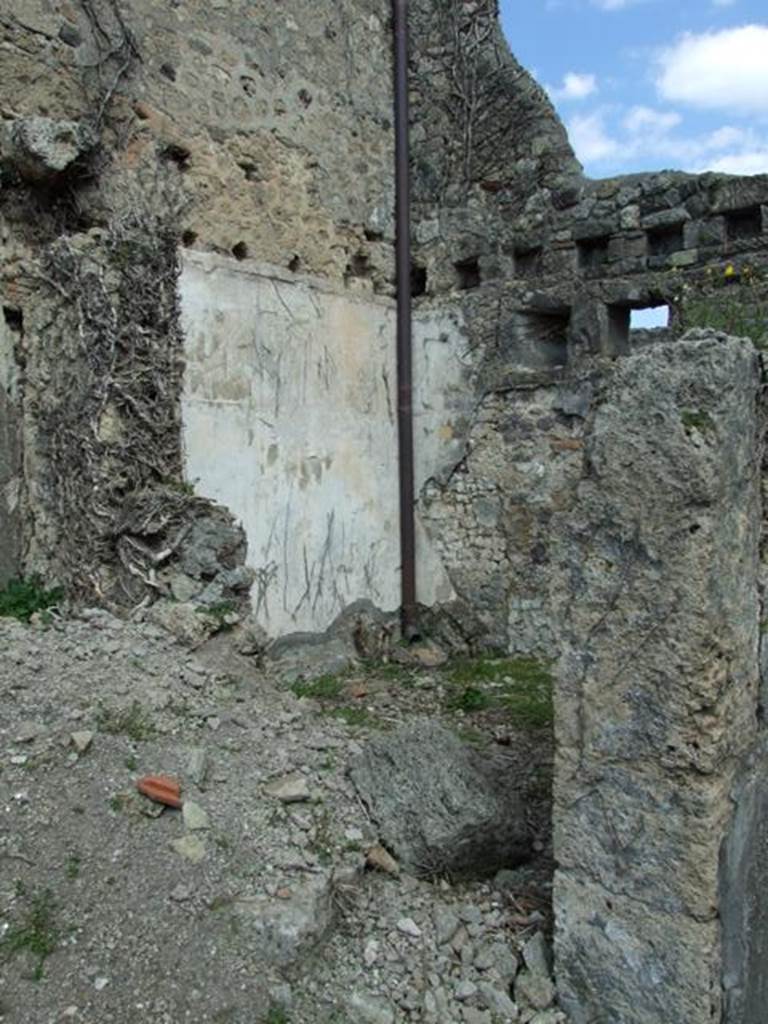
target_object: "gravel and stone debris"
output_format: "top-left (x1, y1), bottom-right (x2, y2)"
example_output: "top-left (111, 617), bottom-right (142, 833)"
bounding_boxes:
top-left (0, 610), bottom-right (560, 1023)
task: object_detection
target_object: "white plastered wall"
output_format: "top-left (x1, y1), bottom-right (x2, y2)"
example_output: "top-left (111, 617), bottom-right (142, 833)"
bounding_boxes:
top-left (180, 252), bottom-right (473, 637)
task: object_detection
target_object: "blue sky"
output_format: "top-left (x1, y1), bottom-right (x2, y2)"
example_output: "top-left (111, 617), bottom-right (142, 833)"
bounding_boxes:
top-left (500, 0), bottom-right (768, 179)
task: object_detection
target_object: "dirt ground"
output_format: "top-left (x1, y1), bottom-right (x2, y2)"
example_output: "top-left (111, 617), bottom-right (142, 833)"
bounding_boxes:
top-left (1, 608), bottom-right (559, 1024)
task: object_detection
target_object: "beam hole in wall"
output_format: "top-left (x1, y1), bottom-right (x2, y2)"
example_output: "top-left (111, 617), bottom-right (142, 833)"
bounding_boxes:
top-left (514, 246), bottom-right (542, 279)
top-left (160, 143), bottom-right (191, 171)
top-left (647, 223), bottom-right (684, 257)
top-left (181, 229), bottom-right (198, 247)
top-left (577, 236), bottom-right (610, 273)
top-left (345, 252), bottom-right (372, 281)
top-left (514, 309), bottom-right (570, 369)
top-left (288, 254), bottom-right (301, 273)
top-left (364, 228), bottom-right (384, 242)
top-left (454, 256), bottom-right (481, 291)
top-left (2, 306), bottom-right (23, 333)
top-left (410, 262), bottom-right (427, 297)
top-left (725, 206), bottom-right (763, 241)
top-left (238, 161), bottom-right (260, 182)
top-left (232, 241), bottom-right (249, 261)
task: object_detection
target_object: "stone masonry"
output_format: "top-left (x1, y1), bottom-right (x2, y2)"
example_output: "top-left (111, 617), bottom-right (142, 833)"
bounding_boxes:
top-left (3, 3), bottom-right (768, 1021)
top-left (551, 333), bottom-right (765, 1023)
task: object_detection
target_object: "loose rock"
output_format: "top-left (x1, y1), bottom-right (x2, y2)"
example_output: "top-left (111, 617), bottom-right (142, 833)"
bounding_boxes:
top-left (182, 800), bottom-right (210, 831)
top-left (264, 772), bottom-right (311, 803)
top-left (171, 835), bottom-right (207, 864)
top-left (349, 719), bottom-right (531, 876)
top-left (70, 730), bottom-right (94, 754)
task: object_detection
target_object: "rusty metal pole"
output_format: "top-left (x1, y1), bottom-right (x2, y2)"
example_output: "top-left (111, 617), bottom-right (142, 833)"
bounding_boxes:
top-left (393, 0), bottom-right (418, 640)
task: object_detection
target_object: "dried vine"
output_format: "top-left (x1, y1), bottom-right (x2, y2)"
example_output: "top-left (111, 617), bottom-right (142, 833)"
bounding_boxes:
top-left (78, 0), bottom-right (141, 127)
top-left (29, 175), bottom-right (204, 604)
top-left (410, 0), bottom-right (570, 204)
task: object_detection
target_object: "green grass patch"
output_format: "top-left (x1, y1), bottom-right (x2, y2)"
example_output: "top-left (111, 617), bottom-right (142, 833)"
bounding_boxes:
top-left (96, 701), bottom-right (155, 742)
top-left (680, 409), bottom-right (715, 434)
top-left (0, 577), bottom-right (62, 623)
top-left (197, 600), bottom-right (238, 632)
top-left (453, 725), bottom-right (488, 747)
top-left (0, 887), bottom-right (59, 980)
top-left (291, 674), bottom-right (345, 699)
top-left (364, 660), bottom-right (415, 684)
top-left (446, 685), bottom-right (492, 712)
top-left (444, 656), bottom-right (553, 728)
top-left (323, 706), bottom-right (378, 728)
top-left (264, 1006), bottom-right (290, 1024)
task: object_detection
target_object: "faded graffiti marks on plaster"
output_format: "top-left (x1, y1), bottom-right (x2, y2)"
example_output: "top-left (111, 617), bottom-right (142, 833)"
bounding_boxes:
top-left (181, 254), bottom-right (465, 635)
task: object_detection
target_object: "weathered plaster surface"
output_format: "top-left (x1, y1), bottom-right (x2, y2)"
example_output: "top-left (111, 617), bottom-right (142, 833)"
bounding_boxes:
top-left (551, 333), bottom-right (763, 1024)
top-left (0, 312), bottom-right (21, 585)
top-left (181, 252), bottom-right (472, 635)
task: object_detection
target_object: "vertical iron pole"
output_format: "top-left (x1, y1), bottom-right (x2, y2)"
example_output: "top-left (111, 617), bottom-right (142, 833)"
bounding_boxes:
top-left (393, 0), bottom-right (418, 639)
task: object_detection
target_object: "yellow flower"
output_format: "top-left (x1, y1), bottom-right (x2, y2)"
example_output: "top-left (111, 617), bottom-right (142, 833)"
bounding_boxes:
top-left (724, 263), bottom-right (736, 278)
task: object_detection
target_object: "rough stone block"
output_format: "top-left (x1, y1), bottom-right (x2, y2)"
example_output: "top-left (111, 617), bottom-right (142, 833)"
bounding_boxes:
top-left (349, 718), bottom-right (531, 876)
top-left (0, 344), bottom-right (21, 586)
top-left (0, 117), bottom-right (95, 182)
top-left (551, 332), bottom-right (764, 1024)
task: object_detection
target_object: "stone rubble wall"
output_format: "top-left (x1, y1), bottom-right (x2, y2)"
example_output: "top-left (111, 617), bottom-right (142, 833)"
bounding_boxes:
top-left (412, 167), bottom-right (768, 652)
top-left (550, 332), bottom-right (765, 1024)
top-left (2, 0), bottom-right (768, 646)
top-left (0, 0), bottom-right (400, 600)
top-left (0, 0), bottom-right (591, 634)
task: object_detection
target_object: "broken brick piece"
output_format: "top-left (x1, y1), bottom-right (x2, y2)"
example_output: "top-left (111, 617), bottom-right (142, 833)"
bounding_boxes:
top-left (136, 774), bottom-right (183, 809)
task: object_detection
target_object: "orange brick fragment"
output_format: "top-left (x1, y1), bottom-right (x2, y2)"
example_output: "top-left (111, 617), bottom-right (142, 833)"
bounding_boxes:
top-left (136, 774), bottom-right (183, 809)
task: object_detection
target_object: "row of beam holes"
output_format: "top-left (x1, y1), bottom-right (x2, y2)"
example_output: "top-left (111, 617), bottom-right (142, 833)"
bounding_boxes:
top-left (577, 205), bottom-right (764, 271)
top-left (409, 258), bottom-right (481, 297)
top-left (514, 247), bottom-right (542, 278)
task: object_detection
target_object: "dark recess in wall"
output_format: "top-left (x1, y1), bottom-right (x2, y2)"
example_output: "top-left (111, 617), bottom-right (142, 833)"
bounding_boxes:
top-left (725, 206), bottom-right (763, 242)
top-left (647, 223), bottom-right (684, 257)
top-left (411, 262), bottom-right (427, 297)
top-left (454, 256), bottom-right (481, 290)
top-left (578, 236), bottom-right (610, 272)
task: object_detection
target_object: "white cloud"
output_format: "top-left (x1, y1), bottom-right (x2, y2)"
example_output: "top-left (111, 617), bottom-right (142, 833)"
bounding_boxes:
top-left (548, 72), bottom-right (598, 102)
top-left (590, 0), bottom-right (655, 8)
top-left (622, 105), bottom-right (681, 134)
top-left (568, 112), bottom-right (620, 161)
top-left (702, 150), bottom-right (768, 174)
top-left (567, 104), bottom-right (768, 176)
top-left (656, 25), bottom-right (768, 114)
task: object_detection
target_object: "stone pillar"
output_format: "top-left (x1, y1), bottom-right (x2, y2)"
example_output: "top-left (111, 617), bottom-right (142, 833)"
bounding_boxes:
top-left (0, 312), bottom-right (22, 585)
top-left (551, 332), bottom-right (765, 1024)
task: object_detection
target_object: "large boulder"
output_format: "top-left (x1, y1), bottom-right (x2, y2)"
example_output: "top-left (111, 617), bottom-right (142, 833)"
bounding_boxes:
top-left (349, 719), bottom-right (532, 877)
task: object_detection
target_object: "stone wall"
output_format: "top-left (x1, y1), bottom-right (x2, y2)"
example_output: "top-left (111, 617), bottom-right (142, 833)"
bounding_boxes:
top-left (0, 0), bottom-right (396, 283)
top-left (0, 0), bottom-right (401, 603)
top-left (3, 0), bottom-right (768, 643)
top-left (551, 332), bottom-right (765, 1024)
top-left (412, 164), bottom-right (768, 652)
